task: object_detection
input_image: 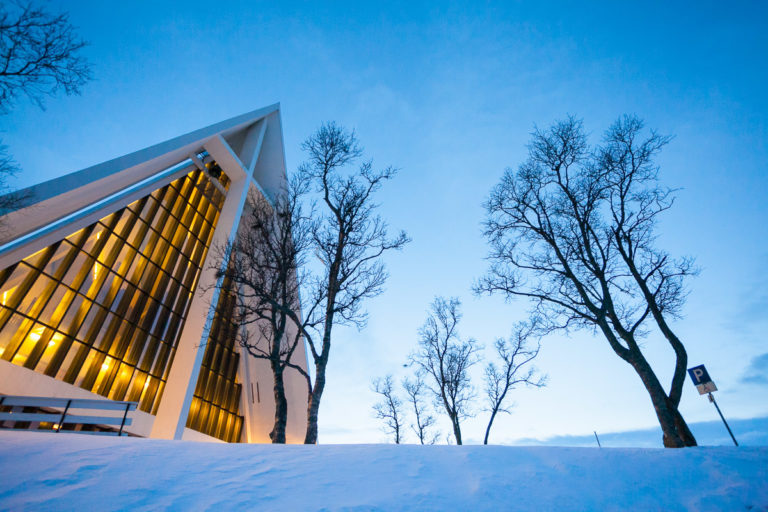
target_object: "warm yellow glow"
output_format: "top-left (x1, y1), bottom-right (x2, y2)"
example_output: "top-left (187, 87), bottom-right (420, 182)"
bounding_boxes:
top-left (52, 423), bottom-right (60, 430)
top-left (94, 232), bottom-right (103, 277)
top-left (0, 169), bottom-right (227, 423)
top-left (2, 287), bottom-right (17, 307)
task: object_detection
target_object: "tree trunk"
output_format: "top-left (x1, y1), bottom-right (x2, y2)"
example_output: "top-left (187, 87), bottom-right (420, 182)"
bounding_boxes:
top-left (483, 409), bottom-right (498, 445)
top-left (303, 271), bottom-right (337, 445)
top-left (304, 394), bottom-right (319, 444)
top-left (597, 317), bottom-right (696, 448)
top-left (304, 358), bottom-right (327, 444)
top-left (670, 401), bottom-right (698, 446)
top-left (614, 240), bottom-right (694, 413)
top-left (269, 364), bottom-right (288, 444)
top-left (451, 416), bottom-right (463, 445)
top-left (624, 348), bottom-right (691, 447)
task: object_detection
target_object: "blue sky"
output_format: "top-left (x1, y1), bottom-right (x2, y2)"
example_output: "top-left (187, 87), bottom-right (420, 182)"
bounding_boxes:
top-left (3, 1), bottom-right (767, 445)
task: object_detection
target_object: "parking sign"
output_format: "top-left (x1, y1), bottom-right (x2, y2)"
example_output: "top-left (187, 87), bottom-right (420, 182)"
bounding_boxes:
top-left (688, 364), bottom-right (717, 395)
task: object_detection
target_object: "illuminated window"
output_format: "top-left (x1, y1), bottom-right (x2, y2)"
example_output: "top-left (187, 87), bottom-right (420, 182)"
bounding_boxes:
top-left (186, 274), bottom-right (244, 442)
top-left (0, 169), bottom-right (226, 415)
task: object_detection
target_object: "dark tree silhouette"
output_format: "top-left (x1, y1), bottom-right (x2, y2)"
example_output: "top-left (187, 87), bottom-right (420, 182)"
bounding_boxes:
top-left (298, 122), bottom-right (409, 444)
top-left (0, 144), bottom-right (23, 217)
top-left (476, 115), bottom-right (698, 447)
top-left (212, 179), bottom-right (313, 443)
top-left (403, 375), bottom-right (439, 445)
top-left (483, 321), bottom-right (546, 445)
top-left (0, 2), bottom-right (91, 112)
top-left (372, 375), bottom-right (405, 443)
top-left (0, 2), bottom-right (91, 215)
top-left (410, 297), bottom-right (479, 445)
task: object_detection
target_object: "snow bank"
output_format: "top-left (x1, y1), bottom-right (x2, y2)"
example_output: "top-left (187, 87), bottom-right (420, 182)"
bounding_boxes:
top-left (0, 432), bottom-right (765, 511)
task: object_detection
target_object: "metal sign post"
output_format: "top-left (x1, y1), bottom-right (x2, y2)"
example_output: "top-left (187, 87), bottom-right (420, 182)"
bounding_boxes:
top-left (707, 392), bottom-right (738, 447)
top-left (687, 364), bottom-right (739, 447)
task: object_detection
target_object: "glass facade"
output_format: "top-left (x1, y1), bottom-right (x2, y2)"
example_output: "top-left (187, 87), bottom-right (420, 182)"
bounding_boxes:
top-left (0, 168), bottom-right (228, 417)
top-left (186, 274), bottom-right (244, 443)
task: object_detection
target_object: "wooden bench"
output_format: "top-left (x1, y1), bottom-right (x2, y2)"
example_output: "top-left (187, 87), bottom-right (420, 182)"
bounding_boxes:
top-left (0, 395), bottom-right (138, 436)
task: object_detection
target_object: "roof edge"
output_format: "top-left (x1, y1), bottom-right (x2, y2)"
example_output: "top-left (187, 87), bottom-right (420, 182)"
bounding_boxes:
top-left (5, 103), bottom-right (280, 211)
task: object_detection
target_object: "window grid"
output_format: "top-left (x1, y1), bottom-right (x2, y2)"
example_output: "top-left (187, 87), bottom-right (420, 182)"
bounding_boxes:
top-left (0, 169), bottom-right (227, 415)
top-left (186, 275), bottom-right (244, 443)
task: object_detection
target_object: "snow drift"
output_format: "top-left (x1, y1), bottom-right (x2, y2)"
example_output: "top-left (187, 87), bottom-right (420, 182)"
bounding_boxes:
top-left (0, 432), bottom-right (765, 511)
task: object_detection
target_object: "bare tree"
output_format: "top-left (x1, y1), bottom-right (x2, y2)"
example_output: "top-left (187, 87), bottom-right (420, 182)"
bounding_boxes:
top-left (476, 115), bottom-right (698, 447)
top-left (0, 2), bottom-right (91, 112)
top-left (410, 297), bottom-right (479, 445)
top-left (0, 144), bottom-right (24, 216)
top-left (372, 375), bottom-right (405, 443)
top-left (403, 374), bottom-right (439, 445)
top-left (0, 2), bottom-right (91, 216)
top-left (483, 321), bottom-right (546, 445)
top-left (212, 179), bottom-right (313, 443)
top-left (297, 122), bottom-right (409, 444)
top-left (601, 116), bottom-right (697, 446)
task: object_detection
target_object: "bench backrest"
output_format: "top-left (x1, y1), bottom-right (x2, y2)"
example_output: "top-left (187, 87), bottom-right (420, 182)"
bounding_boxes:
top-left (0, 395), bottom-right (138, 435)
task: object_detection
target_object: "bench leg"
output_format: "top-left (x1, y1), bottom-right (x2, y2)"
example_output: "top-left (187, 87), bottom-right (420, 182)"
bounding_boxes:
top-left (118, 403), bottom-right (130, 436)
top-left (57, 400), bottom-right (71, 432)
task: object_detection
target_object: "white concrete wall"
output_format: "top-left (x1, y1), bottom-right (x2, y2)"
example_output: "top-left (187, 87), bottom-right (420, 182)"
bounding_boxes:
top-left (0, 104), bottom-right (280, 246)
top-left (236, 316), bottom-right (310, 444)
top-left (251, 111), bottom-right (289, 200)
top-left (0, 106), bottom-right (311, 444)
top-left (0, 358), bottom-right (155, 437)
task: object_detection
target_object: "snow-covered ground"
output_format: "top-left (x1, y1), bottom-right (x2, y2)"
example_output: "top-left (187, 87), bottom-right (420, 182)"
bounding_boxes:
top-left (0, 432), bottom-right (765, 511)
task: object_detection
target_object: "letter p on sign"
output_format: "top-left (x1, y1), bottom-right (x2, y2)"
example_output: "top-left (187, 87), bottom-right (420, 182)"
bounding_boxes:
top-left (688, 364), bottom-right (717, 395)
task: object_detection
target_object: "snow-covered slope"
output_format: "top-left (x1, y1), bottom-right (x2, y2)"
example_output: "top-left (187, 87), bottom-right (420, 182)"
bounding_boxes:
top-left (0, 432), bottom-right (765, 511)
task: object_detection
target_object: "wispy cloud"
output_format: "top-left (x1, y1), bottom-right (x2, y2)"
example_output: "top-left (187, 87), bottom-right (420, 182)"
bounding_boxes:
top-left (741, 352), bottom-right (768, 386)
top-left (722, 256), bottom-right (768, 339)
